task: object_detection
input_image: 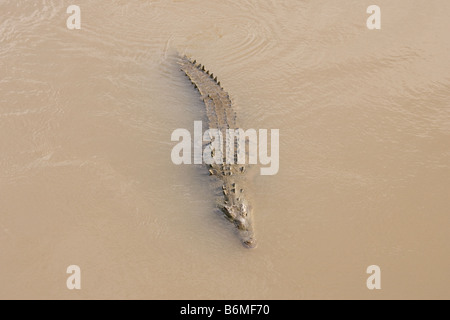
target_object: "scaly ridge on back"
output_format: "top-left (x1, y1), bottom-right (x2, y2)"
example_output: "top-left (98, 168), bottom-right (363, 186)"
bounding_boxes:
top-left (179, 56), bottom-right (237, 130)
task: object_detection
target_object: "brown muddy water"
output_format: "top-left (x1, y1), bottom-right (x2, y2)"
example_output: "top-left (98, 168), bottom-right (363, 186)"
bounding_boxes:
top-left (1, 0), bottom-right (449, 299)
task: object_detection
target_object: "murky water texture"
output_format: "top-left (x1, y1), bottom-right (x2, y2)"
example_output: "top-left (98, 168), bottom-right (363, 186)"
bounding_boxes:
top-left (1, 0), bottom-right (449, 299)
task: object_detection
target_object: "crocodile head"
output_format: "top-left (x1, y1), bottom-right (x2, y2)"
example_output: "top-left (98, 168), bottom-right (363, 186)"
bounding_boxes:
top-left (222, 203), bottom-right (257, 249)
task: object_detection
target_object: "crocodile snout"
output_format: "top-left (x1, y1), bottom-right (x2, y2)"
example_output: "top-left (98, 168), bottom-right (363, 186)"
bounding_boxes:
top-left (242, 237), bottom-right (257, 249)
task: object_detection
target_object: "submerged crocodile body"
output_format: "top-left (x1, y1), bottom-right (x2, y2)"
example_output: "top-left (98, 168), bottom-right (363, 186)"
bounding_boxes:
top-left (179, 55), bottom-right (257, 249)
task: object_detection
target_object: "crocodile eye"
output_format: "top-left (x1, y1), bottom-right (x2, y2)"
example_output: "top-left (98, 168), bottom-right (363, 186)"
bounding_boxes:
top-left (222, 205), bottom-right (236, 220)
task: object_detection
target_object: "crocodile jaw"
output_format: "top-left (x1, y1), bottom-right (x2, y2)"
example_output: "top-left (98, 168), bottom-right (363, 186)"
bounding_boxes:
top-left (239, 224), bottom-right (257, 249)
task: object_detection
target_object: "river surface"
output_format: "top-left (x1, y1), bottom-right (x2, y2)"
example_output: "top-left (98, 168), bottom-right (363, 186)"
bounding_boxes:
top-left (1, 0), bottom-right (449, 299)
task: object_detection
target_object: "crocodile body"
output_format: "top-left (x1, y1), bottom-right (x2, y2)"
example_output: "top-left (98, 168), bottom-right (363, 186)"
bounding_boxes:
top-left (179, 55), bottom-right (257, 249)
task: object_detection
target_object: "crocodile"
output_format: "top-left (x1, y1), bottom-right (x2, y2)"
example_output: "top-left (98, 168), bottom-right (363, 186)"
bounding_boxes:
top-left (179, 55), bottom-right (257, 249)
